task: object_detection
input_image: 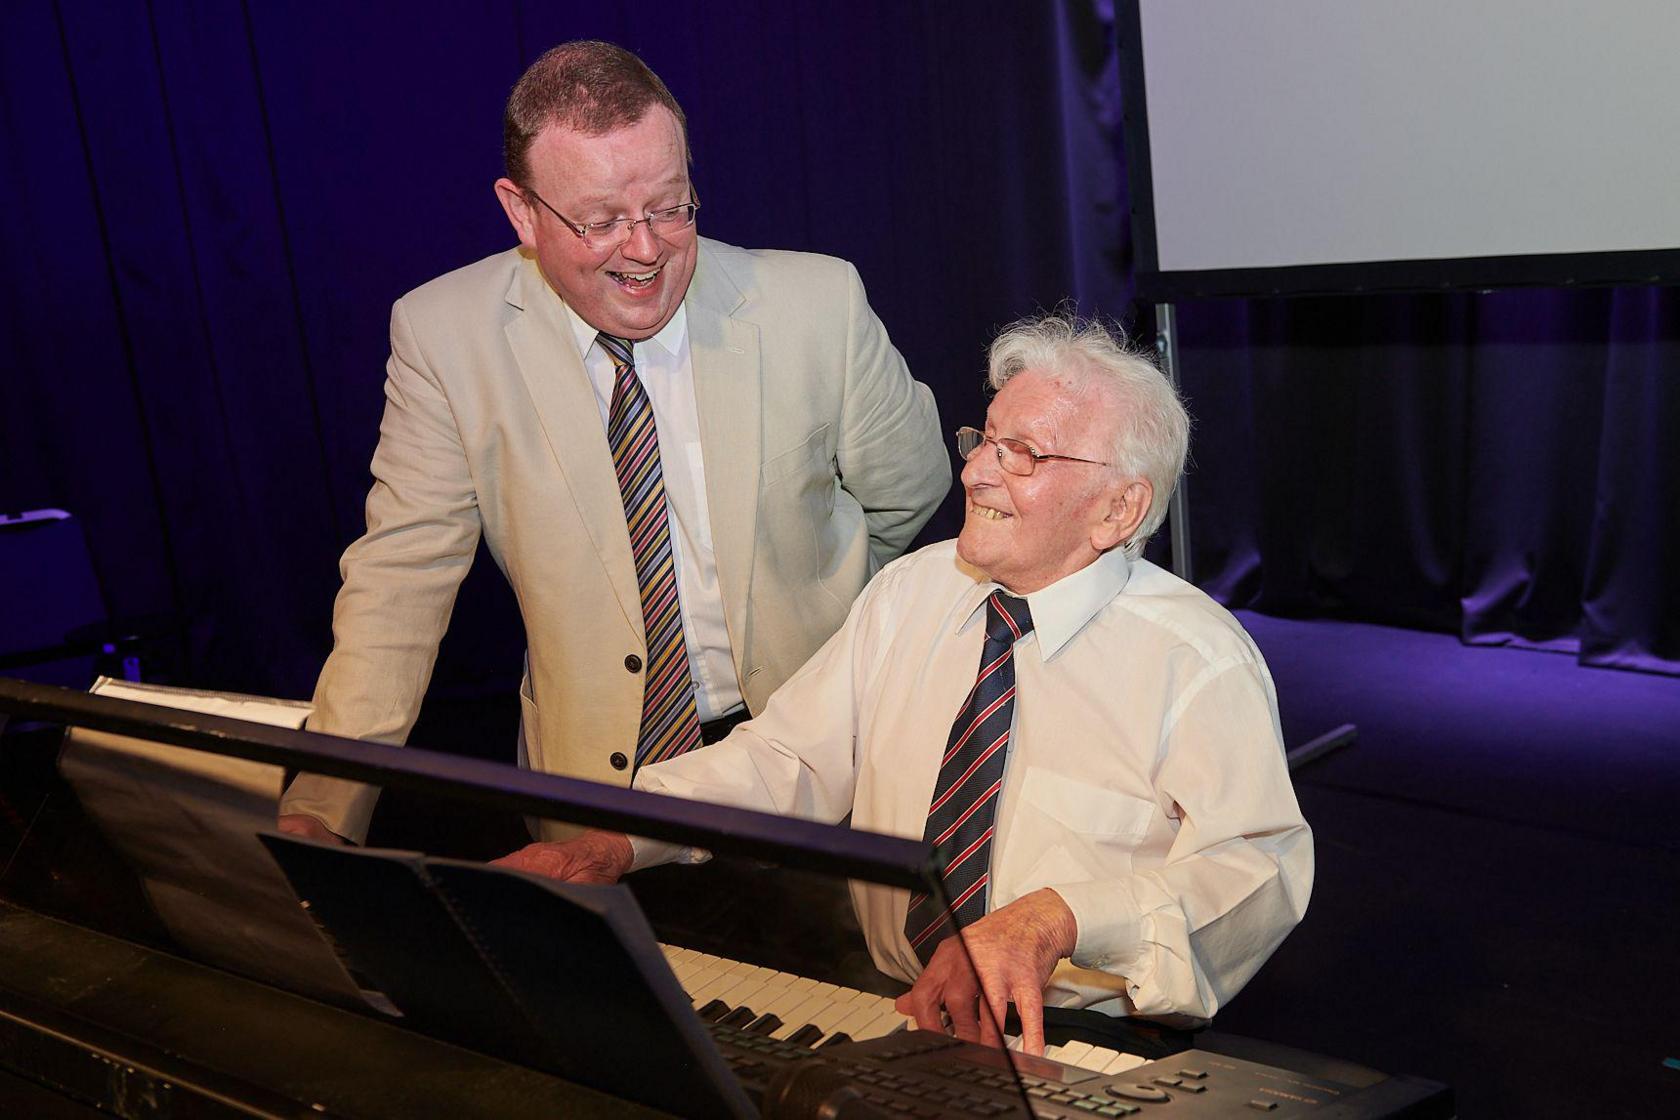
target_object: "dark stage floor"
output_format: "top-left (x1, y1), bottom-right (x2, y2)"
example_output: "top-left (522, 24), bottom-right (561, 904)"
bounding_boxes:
top-left (1218, 612), bottom-right (1680, 1119)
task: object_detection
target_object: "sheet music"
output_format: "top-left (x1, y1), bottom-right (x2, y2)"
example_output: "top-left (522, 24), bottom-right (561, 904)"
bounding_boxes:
top-left (57, 677), bottom-right (393, 1012)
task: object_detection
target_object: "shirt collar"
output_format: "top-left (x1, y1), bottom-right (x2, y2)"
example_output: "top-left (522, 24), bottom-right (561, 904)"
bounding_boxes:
top-left (955, 546), bottom-right (1133, 660)
top-left (562, 300), bottom-right (689, 364)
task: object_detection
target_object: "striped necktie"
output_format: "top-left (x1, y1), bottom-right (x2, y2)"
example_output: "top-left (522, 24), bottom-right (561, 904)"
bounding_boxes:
top-left (904, 591), bottom-right (1035, 964)
top-left (598, 332), bottom-right (703, 770)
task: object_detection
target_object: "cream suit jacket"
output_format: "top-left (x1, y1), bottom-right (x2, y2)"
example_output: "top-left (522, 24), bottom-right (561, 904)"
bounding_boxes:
top-left (281, 239), bottom-right (950, 842)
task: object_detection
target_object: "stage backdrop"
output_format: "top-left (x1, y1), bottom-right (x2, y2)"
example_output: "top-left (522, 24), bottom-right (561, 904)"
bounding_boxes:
top-left (3, 1), bottom-right (1675, 706)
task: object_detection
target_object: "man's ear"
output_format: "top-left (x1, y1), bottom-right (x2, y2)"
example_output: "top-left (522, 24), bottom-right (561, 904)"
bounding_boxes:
top-left (1093, 478), bottom-right (1152, 552)
top-left (494, 178), bottom-right (538, 249)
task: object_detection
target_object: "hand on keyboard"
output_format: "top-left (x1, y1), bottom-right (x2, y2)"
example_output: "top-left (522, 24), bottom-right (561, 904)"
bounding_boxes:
top-left (894, 887), bottom-right (1077, 1056)
top-left (491, 829), bottom-right (634, 883)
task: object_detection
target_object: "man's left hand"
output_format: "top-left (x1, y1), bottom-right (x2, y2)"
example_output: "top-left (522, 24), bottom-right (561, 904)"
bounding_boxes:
top-left (894, 887), bottom-right (1077, 1056)
top-left (490, 830), bottom-right (634, 884)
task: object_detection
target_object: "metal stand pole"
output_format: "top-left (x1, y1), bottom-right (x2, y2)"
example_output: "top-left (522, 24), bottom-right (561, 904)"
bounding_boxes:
top-left (1154, 303), bottom-right (1192, 582)
top-left (1153, 302), bottom-right (1357, 766)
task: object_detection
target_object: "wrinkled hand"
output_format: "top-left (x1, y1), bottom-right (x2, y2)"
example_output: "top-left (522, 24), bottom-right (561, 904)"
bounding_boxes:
top-left (277, 813), bottom-right (349, 844)
top-left (894, 888), bottom-right (1076, 1056)
top-left (491, 830), bottom-right (634, 884)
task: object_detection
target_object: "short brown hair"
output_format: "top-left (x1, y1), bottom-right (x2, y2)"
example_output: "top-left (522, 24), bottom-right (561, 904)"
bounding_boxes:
top-left (503, 40), bottom-right (689, 186)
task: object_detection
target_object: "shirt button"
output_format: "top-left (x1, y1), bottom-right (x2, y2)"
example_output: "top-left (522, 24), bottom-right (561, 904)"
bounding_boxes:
top-left (624, 654), bottom-right (642, 672)
top-left (609, 752), bottom-right (629, 771)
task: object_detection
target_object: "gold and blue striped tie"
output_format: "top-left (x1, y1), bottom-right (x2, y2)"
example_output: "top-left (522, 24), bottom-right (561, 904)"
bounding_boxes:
top-left (599, 333), bottom-right (703, 770)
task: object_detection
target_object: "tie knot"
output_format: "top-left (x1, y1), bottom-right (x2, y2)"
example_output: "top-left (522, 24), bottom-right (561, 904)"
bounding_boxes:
top-left (597, 332), bottom-right (635, 370)
top-left (985, 592), bottom-right (1034, 645)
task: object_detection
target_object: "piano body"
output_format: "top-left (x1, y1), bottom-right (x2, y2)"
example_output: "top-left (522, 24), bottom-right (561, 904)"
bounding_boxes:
top-left (0, 677), bottom-right (1454, 1118)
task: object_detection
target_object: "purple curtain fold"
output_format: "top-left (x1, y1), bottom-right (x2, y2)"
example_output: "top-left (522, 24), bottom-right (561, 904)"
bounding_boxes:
top-left (2, 0), bottom-right (1122, 697)
top-left (5, 1), bottom-right (1674, 691)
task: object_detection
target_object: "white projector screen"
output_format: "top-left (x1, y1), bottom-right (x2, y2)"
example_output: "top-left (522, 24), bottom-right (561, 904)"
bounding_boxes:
top-left (1119, 0), bottom-right (1680, 299)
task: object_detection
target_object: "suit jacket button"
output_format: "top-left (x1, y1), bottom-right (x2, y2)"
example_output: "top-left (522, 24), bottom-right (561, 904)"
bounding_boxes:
top-left (610, 752), bottom-right (629, 771)
top-left (624, 654), bottom-right (643, 672)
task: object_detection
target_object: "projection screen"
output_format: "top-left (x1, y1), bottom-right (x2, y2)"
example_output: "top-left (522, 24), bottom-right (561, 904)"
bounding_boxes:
top-left (1118, 0), bottom-right (1680, 299)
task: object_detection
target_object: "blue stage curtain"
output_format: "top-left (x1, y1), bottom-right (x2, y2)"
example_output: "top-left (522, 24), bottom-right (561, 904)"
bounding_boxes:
top-left (1, 1), bottom-right (1126, 697)
top-left (1172, 287), bottom-right (1680, 676)
top-left (5, 2), bottom-right (1674, 689)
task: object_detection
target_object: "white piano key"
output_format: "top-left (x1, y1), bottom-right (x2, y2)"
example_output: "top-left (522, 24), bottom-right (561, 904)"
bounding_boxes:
top-left (829, 996), bottom-right (898, 1040)
top-left (767, 984), bottom-right (846, 1041)
top-left (680, 959), bottom-right (739, 1003)
top-left (662, 949), bottom-right (708, 984)
top-left (844, 1002), bottom-right (915, 1041)
top-left (688, 960), bottom-right (761, 1005)
top-left (794, 988), bottom-right (879, 1042)
top-left (1045, 1040), bottom-right (1095, 1068)
top-left (749, 975), bottom-right (821, 1019)
top-left (736, 970), bottom-right (799, 1013)
top-left (709, 965), bottom-right (778, 1008)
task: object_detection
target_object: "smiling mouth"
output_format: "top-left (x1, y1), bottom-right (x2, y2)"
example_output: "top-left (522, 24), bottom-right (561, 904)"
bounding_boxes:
top-left (607, 265), bottom-right (662, 290)
top-left (969, 502), bottom-right (1010, 521)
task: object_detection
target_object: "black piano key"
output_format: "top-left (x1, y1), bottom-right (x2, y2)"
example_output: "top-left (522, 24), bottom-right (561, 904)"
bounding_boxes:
top-left (745, 1013), bottom-right (782, 1036)
top-left (698, 999), bottom-right (733, 1022)
top-left (719, 1006), bottom-right (759, 1029)
top-left (818, 1032), bottom-right (853, 1049)
top-left (785, 1024), bottom-right (825, 1048)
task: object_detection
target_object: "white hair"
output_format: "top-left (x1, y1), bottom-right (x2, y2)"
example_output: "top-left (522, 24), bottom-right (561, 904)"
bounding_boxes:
top-left (986, 312), bottom-right (1190, 558)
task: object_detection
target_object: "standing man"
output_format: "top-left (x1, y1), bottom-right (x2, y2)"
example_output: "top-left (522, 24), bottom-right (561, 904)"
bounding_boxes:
top-left (501, 314), bottom-right (1312, 1052)
top-left (280, 41), bottom-right (948, 844)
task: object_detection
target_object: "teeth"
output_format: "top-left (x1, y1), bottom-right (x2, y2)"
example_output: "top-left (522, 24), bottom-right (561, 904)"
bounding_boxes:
top-left (971, 505), bottom-right (1008, 521)
top-left (612, 268), bottom-right (661, 283)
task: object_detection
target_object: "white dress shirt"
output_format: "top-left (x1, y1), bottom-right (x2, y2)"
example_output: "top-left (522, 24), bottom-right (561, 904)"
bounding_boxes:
top-left (634, 540), bottom-right (1313, 1024)
top-left (563, 303), bottom-right (744, 722)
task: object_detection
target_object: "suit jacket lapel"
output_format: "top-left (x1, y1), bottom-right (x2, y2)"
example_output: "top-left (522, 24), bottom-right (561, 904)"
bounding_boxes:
top-left (503, 255), bottom-right (642, 635)
top-left (687, 241), bottom-right (762, 653)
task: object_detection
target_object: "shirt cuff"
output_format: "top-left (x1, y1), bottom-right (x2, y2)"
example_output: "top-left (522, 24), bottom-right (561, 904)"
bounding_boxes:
top-left (1051, 877), bottom-right (1145, 976)
top-left (627, 834), bottom-right (712, 872)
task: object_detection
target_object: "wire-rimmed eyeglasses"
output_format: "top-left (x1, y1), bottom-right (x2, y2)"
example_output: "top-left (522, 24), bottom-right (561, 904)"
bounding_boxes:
top-left (955, 426), bottom-right (1111, 476)
top-left (524, 189), bottom-right (700, 252)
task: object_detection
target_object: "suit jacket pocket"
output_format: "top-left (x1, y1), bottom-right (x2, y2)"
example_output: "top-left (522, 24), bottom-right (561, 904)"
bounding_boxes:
top-left (761, 424), bottom-right (831, 490)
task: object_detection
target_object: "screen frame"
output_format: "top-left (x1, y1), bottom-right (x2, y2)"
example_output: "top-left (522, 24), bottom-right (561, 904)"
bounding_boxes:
top-left (1116, 0), bottom-right (1680, 301)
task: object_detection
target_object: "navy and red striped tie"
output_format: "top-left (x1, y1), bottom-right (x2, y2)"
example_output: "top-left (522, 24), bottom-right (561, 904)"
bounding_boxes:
top-left (599, 332), bottom-right (704, 771)
top-left (904, 591), bottom-right (1034, 964)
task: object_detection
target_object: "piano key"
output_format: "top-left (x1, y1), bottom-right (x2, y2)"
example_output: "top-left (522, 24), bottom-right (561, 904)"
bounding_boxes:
top-left (840, 1002), bottom-right (914, 1042)
top-left (830, 996), bottom-right (901, 1041)
top-left (748, 977), bottom-right (824, 1025)
top-left (744, 1013), bottom-right (782, 1036)
top-left (767, 985), bottom-right (848, 1041)
top-left (1045, 1040), bottom-right (1095, 1067)
top-left (784, 1023), bottom-right (825, 1047)
top-left (718, 1006), bottom-right (759, 1029)
top-left (695, 963), bottom-right (770, 1005)
top-left (660, 944), bottom-right (699, 967)
top-left (715, 968), bottom-right (791, 1011)
top-left (680, 958), bottom-right (746, 1002)
top-left (787, 988), bottom-right (884, 1047)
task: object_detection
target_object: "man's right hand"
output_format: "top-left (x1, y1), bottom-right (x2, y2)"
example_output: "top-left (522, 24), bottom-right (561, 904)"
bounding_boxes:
top-left (491, 830), bottom-right (634, 884)
top-left (277, 813), bottom-right (350, 844)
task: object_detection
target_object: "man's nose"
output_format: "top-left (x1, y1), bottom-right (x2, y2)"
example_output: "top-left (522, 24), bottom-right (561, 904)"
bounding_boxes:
top-left (620, 218), bottom-right (662, 262)
top-left (960, 445), bottom-right (999, 488)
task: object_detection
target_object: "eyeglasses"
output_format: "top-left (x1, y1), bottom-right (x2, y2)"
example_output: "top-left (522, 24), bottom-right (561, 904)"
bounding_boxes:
top-left (955, 426), bottom-right (1111, 476)
top-left (524, 190), bottom-right (700, 252)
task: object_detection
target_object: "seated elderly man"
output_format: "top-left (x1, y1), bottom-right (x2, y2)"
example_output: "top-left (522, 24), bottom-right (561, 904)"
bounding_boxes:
top-left (498, 313), bottom-right (1312, 1054)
